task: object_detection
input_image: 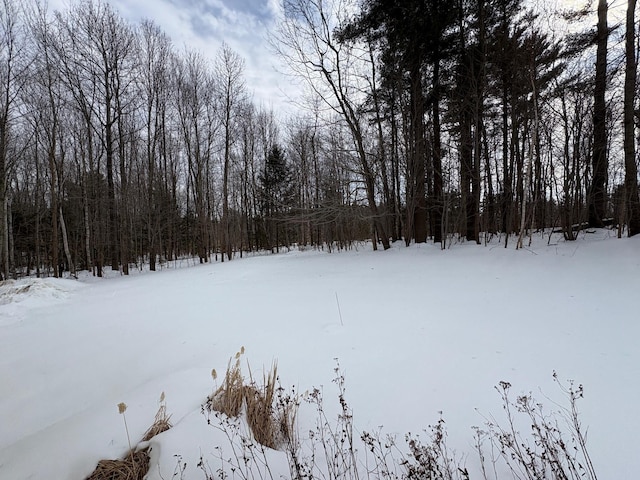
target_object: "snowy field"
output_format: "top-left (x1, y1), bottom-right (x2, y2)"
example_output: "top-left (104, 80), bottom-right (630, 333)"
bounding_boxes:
top-left (0, 229), bottom-right (638, 479)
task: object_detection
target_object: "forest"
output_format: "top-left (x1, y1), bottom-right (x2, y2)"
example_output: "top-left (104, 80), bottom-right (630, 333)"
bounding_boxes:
top-left (0, 0), bottom-right (638, 279)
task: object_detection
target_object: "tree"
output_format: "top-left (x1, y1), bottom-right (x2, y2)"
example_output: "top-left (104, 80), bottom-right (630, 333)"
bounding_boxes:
top-left (0, 0), bottom-right (29, 278)
top-left (338, 0), bottom-right (457, 246)
top-left (55, 0), bottom-right (137, 273)
top-left (489, 0), bottom-right (524, 243)
top-left (456, 0), bottom-right (479, 243)
top-left (30, 2), bottom-right (65, 277)
top-left (174, 49), bottom-right (217, 263)
top-left (273, 0), bottom-right (391, 250)
top-left (215, 43), bottom-right (246, 261)
top-left (259, 144), bottom-right (294, 252)
top-left (137, 20), bottom-right (173, 270)
top-left (588, 0), bottom-right (609, 228)
top-left (623, 0), bottom-right (640, 236)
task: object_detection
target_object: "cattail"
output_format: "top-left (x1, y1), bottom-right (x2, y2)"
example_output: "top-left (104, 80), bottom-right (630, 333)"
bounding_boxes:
top-left (118, 401), bottom-right (135, 469)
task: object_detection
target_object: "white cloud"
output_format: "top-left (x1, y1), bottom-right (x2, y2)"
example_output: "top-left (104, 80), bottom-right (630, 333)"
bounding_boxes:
top-left (47, 0), bottom-right (297, 115)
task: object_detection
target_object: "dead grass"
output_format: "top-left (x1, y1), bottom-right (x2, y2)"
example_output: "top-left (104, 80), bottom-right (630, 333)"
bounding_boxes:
top-left (207, 356), bottom-right (245, 417)
top-left (85, 449), bottom-right (149, 480)
top-left (206, 354), bottom-right (299, 450)
top-left (245, 362), bottom-right (279, 449)
top-left (142, 399), bottom-right (172, 442)
top-left (85, 395), bottom-right (172, 480)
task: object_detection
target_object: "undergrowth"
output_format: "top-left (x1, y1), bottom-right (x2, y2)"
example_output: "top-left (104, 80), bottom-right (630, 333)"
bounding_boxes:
top-left (190, 353), bottom-right (597, 480)
top-left (81, 351), bottom-right (597, 480)
top-left (86, 393), bottom-right (171, 480)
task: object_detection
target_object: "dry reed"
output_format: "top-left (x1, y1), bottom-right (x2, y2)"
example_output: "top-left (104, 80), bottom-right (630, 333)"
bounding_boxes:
top-left (245, 362), bottom-right (279, 449)
top-left (207, 353), bottom-right (298, 450)
top-left (85, 393), bottom-right (172, 480)
top-left (206, 351), bottom-right (245, 417)
top-left (85, 449), bottom-right (149, 480)
top-left (142, 394), bottom-right (172, 441)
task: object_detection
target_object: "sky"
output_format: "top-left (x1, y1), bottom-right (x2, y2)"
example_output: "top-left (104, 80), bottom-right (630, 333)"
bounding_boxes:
top-left (45, 0), bottom-right (629, 120)
top-left (48, 0), bottom-right (295, 115)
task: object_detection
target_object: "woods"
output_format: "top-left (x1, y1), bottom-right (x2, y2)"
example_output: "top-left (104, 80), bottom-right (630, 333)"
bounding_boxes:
top-left (1, 0), bottom-right (639, 279)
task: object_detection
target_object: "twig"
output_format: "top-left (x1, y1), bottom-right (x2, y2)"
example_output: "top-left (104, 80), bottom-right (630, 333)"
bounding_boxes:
top-left (335, 292), bottom-right (344, 326)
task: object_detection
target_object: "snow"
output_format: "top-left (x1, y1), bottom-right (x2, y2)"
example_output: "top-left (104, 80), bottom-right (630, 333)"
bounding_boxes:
top-left (0, 229), bottom-right (638, 479)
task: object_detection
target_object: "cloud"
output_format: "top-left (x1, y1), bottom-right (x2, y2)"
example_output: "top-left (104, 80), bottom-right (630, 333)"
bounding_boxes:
top-left (48, 0), bottom-right (295, 114)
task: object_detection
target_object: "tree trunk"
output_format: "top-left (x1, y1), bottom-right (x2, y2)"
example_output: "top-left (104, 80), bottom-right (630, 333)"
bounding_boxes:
top-left (410, 64), bottom-right (428, 243)
top-left (0, 112), bottom-right (8, 279)
top-left (118, 115), bottom-right (129, 275)
top-left (624, 0), bottom-right (640, 236)
top-left (432, 59), bottom-right (444, 246)
top-left (49, 138), bottom-right (60, 277)
top-left (60, 206), bottom-right (75, 276)
top-left (105, 101), bottom-right (119, 271)
top-left (223, 117), bottom-right (232, 261)
top-left (589, 0), bottom-right (609, 228)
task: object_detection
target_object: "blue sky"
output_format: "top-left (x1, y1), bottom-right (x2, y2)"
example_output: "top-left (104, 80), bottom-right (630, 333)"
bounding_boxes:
top-left (49, 0), bottom-right (293, 113)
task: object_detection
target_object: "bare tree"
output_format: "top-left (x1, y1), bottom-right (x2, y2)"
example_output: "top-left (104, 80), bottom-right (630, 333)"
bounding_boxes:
top-left (137, 20), bottom-right (173, 269)
top-left (175, 49), bottom-right (217, 263)
top-left (272, 0), bottom-right (390, 250)
top-left (55, 0), bottom-right (136, 273)
top-left (215, 43), bottom-right (246, 261)
top-left (30, 2), bottom-right (64, 276)
top-left (0, 0), bottom-right (30, 278)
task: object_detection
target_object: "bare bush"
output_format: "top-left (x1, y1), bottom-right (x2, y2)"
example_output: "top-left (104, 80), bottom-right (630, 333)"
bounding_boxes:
top-left (198, 359), bottom-right (595, 480)
top-left (477, 374), bottom-right (598, 480)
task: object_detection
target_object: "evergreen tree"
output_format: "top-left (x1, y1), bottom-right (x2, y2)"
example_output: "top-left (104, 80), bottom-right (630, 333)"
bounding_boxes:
top-left (623, 0), bottom-right (640, 236)
top-left (588, 0), bottom-right (609, 228)
top-left (338, 0), bottom-right (458, 245)
top-left (259, 145), bottom-right (294, 251)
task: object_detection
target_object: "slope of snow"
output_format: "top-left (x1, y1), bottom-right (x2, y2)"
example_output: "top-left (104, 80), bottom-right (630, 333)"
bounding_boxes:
top-left (0, 230), bottom-right (638, 479)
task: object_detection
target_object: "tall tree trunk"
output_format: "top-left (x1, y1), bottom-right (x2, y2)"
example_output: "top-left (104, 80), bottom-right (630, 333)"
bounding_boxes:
top-left (105, 98), bottom-right (118, 271)
top-left (148, 118), bottom-right (156, 271)
top-left (518, 69), bottom-right (538, 249)
top-left (223, 115), bottom-right (232, 261)
top-left (458, 0), bottom-right (479, 243)
top-left (499, 4), bottom-right (512, 245)
top-left (391, 101), bottom-right (403, 241)
top-left (0, 122), bottom-right (8, 280)
top-left (82, 139), bottom-right (93, 274)
top-left (432, 59), bottom-right (444, 245)
top-left (589, 0), bottom-right (609, 228)
top-left (624, 0), bottom-right (640, 236)
top-left (118, 119), bottom-right (129, 275)
top-left (49, 136), bottom-right (60, 277)
top-left (369, 44), bottom-right (394, 242)
top-left (410, 64), bottom-right (428, 243)
top-left (471, 0), bottom-right (485, 244)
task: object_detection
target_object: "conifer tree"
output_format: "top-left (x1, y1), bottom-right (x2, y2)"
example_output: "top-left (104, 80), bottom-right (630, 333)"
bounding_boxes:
top-left (588, 0), bottom-right (609, 228)
top-left (259, 145), bottom-right (294, 252)
top-left (624, 0), bottom-right (640, 236)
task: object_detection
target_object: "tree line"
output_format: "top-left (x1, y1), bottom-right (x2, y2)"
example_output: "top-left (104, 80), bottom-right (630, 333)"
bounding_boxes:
top-left (0, 0), bottom-right (638, 278)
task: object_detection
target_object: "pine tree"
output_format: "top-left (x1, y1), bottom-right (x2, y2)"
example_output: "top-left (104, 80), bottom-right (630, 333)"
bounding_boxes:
top-left (259, 145), bottom-right (294, 252)
top-left (624, 0), bottom-right (640, 236)
top-left (338, 0), bottom-right (458, 245)
top-left (588, 0), bottom-right (609, 228)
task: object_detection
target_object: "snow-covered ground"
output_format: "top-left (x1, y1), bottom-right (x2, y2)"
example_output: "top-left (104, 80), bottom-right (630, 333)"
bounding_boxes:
top-left (0, 229), bottom-right (638, 479)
